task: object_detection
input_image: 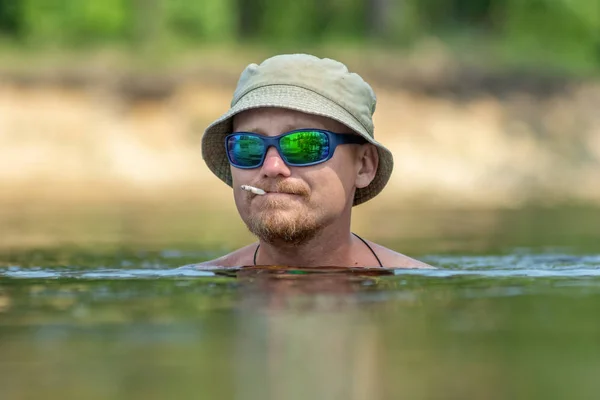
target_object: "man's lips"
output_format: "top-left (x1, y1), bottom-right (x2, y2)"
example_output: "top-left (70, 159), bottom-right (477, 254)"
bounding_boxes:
top-left (249, 190), bottom-right (305, 201)
top-left (243, 182), bottom-right (309, 198)
top-left (260, 191), bottom-right (299, 196)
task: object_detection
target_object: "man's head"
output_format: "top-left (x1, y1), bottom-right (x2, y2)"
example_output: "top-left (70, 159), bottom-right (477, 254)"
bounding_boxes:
top-left (230, 107), bottom-right (378, 244)
top-left (201, 54), bottom-right (394, 244)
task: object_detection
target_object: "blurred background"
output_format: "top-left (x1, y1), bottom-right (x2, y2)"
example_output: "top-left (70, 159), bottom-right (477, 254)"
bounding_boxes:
top-left (1, 0), bottom-right (599, 255)
top-left (3, 5), bottom-right (600, 399)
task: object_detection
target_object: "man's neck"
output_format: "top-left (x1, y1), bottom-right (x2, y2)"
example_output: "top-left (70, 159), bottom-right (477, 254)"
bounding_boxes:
top-left (255, 222), bottom-right (355, 267)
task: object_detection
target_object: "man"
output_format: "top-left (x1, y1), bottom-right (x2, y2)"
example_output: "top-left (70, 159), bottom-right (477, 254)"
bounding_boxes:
top-left (198, 54), bottom-right (431, 268)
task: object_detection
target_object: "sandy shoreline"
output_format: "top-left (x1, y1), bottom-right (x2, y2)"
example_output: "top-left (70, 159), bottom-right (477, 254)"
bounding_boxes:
top-left (2, 57), bottom-right (600, 209)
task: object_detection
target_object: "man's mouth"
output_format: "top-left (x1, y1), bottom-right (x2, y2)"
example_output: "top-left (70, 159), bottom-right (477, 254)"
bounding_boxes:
top-left (242, 183), bottom-right (309, 199)
top-left (264, 191), bottom-right (298, 196)
top-left (241, 185), bottom-right (266, 195)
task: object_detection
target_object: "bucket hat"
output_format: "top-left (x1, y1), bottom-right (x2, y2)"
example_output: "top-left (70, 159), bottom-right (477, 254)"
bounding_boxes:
top-left (201, 53), bottom-right (394, 206)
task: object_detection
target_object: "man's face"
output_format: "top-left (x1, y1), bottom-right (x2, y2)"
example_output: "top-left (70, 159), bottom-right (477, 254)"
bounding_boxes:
top-left (230, 108), bottom-right (371, 245)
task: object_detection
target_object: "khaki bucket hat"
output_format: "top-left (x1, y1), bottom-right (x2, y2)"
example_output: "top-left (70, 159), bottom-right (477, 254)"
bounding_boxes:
top-left (201, 53), bottom-right (394, 206)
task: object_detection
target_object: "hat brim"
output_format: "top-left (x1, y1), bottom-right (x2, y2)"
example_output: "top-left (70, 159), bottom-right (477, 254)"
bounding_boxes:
top-left (201, 85), bottom-right (394, 206)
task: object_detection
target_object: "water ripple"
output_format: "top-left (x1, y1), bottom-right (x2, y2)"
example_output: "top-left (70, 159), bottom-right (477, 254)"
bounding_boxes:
top-left (0, 252), bottom-right (599, 279)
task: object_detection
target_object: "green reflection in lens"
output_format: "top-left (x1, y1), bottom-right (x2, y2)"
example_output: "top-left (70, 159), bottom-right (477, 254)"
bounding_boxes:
top-left (280, 131), bottom-right (329, 165)
top-left (229, 135), bottom-right (265, 167)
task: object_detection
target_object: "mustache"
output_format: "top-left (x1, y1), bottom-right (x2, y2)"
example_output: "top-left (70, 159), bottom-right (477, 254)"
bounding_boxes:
top-left (248, 179), bottom-right (310, 197)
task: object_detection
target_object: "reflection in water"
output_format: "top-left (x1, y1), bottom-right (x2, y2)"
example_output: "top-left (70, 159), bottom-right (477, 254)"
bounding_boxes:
top-left (2, 261), bottom-right (600, 399)
top-left (0, 289), bottom-right (10, 313)
top-left (234, 269), bottom-right (387, 400)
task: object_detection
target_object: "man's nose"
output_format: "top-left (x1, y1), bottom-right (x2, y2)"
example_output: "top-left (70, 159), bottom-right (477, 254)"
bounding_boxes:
top-left (261, 146), bottom-right (291, 178)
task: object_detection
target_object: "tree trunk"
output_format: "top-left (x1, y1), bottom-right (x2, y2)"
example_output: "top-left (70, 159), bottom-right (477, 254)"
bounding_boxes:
top-left (367, 0), bottom-right (392, 39)
top-left (236, 0), bottom-right (261, 40)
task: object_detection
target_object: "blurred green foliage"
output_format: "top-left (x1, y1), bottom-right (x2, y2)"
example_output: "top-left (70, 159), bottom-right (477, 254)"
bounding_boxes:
top-left (0, 0), bottom-right (598, 71)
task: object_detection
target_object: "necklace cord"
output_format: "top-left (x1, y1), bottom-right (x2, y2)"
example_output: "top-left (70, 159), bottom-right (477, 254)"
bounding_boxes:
top-left (252, 232), bottom-right (383, 268)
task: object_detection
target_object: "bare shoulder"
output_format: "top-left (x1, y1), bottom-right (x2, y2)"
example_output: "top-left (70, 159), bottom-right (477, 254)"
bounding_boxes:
top-left (366, 240), bottom-right (434, 269)
top-left (191, 243), bottom-right (257, 269)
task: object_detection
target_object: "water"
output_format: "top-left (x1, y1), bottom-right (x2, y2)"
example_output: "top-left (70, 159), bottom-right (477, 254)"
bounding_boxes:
top-left (1, 207), bottom-right (600, 399)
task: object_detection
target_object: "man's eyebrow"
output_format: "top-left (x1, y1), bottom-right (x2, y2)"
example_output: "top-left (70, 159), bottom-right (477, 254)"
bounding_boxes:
top-left (236, 124), bottom-right (319, 135)
top-left (235, 127), bottom-right (265, 134)
top-left (279, 123), bottom-right (306, 132)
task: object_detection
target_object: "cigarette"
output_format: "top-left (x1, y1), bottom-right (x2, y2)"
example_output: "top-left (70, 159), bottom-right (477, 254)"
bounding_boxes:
top-left (241, 185), bottom-right (266, 195)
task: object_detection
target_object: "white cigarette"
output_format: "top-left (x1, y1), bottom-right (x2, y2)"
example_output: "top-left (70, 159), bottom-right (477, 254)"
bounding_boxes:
top-left (241, 185), bottom-right (266, 195)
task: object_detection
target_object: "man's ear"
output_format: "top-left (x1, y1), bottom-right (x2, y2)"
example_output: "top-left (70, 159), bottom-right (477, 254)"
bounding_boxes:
top-left (355, 144), bottom-right (379, 189)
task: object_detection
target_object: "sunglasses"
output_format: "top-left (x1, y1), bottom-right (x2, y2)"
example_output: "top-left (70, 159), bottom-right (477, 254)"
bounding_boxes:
top-left (225, 129), bottom-right (367, 169)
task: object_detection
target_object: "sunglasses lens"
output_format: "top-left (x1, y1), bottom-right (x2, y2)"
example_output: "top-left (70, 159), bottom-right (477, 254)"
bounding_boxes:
top-left (280, 130), bottom-right (330, 165)
top-left (227, 134), bottom-right (265, 167)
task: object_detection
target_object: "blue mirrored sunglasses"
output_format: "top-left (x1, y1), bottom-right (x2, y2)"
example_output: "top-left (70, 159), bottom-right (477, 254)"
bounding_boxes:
top-left (225, 129), bottom-right (367, 169)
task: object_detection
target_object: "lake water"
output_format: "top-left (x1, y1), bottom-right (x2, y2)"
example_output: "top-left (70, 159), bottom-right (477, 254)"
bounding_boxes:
top-left (1, 206), bottom-right (600, 399)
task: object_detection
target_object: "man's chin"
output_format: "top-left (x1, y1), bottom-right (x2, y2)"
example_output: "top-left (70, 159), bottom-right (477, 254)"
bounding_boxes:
top-left (245, 212), bottom-right (321, 245)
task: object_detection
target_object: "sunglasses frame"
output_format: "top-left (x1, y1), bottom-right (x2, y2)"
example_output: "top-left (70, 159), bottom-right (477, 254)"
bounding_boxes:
top-left (225, 129), bottom-right (367, 169)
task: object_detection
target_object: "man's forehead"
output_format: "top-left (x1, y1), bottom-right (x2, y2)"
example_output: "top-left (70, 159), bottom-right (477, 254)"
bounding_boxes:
top-left (233, 107), bottom-right (350, 134)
